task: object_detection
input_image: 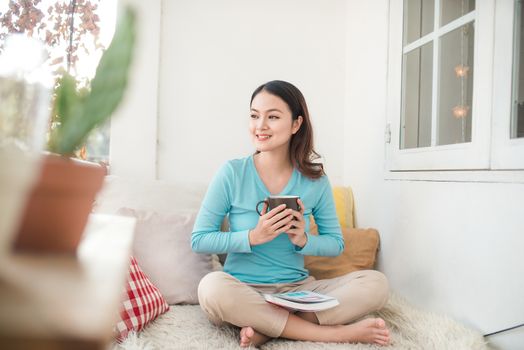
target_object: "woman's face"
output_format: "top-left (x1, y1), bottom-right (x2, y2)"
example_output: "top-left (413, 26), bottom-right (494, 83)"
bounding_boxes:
top-left (249, 91), bottom-right (302, 154)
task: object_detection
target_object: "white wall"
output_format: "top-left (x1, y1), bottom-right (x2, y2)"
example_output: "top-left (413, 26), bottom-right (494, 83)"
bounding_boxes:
top-left (156, 0), bottom-right (346, 185)
top-left (109, 0), bottom-right (161, 180)
top-left (344, 2), bottom-right (524, 349)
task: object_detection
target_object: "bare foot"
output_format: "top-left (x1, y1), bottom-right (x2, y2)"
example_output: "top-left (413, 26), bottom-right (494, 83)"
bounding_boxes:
top-left (239, 326), bottom-right (271, 348)
top-left (338, 318), bottom-right (390, 346)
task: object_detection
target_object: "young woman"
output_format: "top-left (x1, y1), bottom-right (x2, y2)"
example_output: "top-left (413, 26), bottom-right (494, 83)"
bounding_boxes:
top-left (192, 80), bottom-right (390, 347)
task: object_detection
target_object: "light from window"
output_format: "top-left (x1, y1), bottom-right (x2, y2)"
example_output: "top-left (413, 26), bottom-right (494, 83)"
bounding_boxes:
top-left (0, 0), bottom-right (116, 164)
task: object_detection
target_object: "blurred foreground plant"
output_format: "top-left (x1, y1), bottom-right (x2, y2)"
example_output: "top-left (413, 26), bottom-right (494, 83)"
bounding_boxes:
top-left (48, 5), bottom-right (135, 156)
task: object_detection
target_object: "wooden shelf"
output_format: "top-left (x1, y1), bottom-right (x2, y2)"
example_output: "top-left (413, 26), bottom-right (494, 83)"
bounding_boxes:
top-left (0, 214), bottom-right (135, 349)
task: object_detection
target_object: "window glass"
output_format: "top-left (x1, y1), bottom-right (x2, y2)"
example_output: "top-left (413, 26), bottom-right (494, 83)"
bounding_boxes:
top-left (440, 0), bottom-right (476, 27)
top-left (403, 0), bottom-right (434, 45)
top-left (438, 23), bottom-right (474, 145)
top-left (0, 0), bottom-right (116, 164)
top-left (401, 42), bottom-right (433, 149)
top-left (513, 0), bottom-right (524, 138)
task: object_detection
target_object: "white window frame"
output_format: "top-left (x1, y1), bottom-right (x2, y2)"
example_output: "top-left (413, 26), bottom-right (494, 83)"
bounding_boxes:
top-left (386, 0), bottom-right (524, 183)
top-left (492, 0), bottom-right (524, 169)
top-left (386, 0), bottom-right (495, 172)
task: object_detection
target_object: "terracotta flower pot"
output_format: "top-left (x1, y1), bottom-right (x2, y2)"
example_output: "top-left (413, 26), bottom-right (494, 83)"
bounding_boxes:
top-left (13, 154), bottom-right (106, 254)
top-left (0, 147), bottom-right (42, 258)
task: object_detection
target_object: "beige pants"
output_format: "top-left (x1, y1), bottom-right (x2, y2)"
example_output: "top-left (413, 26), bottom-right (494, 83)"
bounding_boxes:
top-left (198, 270), bottom-right (389, 338)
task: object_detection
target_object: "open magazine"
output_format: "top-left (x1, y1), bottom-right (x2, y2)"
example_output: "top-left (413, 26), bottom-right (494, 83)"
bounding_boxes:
top-left (263, 291), bottom-right (339, 312)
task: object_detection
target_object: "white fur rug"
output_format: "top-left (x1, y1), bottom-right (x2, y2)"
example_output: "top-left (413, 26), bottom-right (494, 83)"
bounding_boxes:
top-left (113, 293), bottom-right (490, 350)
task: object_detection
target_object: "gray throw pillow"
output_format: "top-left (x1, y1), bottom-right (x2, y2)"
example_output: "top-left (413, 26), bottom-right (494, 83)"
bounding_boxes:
top-left (118, 208), bottom-right (217, 305)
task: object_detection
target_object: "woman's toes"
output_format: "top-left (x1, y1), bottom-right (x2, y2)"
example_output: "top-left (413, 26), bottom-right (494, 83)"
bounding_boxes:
top-left (375, 318), bottom-right (387, 329)
top-left (239, 326), bottom-right (255, 347)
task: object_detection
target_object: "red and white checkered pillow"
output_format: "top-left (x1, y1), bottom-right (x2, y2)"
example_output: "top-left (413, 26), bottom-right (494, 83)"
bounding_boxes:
top-left (115, 256), bottom-right (170, 342)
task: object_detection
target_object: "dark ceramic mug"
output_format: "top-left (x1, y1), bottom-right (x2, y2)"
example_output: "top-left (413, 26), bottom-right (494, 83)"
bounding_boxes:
top-left (256, 195), bottom-right (301, 215)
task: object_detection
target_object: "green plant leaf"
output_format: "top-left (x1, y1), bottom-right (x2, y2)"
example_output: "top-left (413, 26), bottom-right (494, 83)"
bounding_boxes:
top-left (54, 72), bottom-right (79, 125)
top-left (48, 71), bottom-right (83, 153)
top-left (51, 6), bottom-right (136, 155)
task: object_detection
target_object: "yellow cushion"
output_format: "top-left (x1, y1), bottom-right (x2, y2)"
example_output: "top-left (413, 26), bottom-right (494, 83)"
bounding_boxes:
top-left (332, 186), bottom-right (354, 228)
top-left (305, 186), bottom-right (380, 278)
top-left (304, 227), bottom-right (380, 279)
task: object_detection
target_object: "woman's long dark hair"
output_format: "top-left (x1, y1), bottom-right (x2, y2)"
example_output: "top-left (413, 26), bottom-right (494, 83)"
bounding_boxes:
top-left (250, 80), bottom-right (324, 179)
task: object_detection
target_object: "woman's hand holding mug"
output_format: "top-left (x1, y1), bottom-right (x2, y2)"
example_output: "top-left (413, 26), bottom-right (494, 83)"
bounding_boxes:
top-left (286, 199), bottom-right (307, 248)
top-left (250, 196), bottom-right (307, 248)
top-left (249, 203), bottom-right (294, 246)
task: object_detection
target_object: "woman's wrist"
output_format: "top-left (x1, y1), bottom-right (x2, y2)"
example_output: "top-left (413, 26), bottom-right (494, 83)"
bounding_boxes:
top-left (248, 229), bottom-right (259, 246)
top-left (248, 229), bottom-right (254, 246)
top-left (297, 232), bottom-right (308, 248)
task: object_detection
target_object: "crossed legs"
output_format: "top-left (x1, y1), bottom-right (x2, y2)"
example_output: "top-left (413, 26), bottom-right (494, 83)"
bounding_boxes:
top-left (198, 270), bottom-right (390, 348)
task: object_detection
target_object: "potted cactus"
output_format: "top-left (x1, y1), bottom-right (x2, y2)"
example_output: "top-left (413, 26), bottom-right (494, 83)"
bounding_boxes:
top-left (13, 6), bottom-right (136, 254)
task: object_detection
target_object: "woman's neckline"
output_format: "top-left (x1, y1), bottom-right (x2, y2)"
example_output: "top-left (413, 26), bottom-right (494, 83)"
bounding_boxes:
top-left (250, 154), bottom-right (297, 195)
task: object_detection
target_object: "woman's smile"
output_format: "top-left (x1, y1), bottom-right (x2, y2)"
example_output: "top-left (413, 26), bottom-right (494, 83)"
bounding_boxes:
top-left (256, 133), bottom-right (272, 141)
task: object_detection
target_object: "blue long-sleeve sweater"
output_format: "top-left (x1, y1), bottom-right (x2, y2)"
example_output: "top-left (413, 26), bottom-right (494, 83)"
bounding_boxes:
top-left (191, 155), bottom-right (343, 284)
